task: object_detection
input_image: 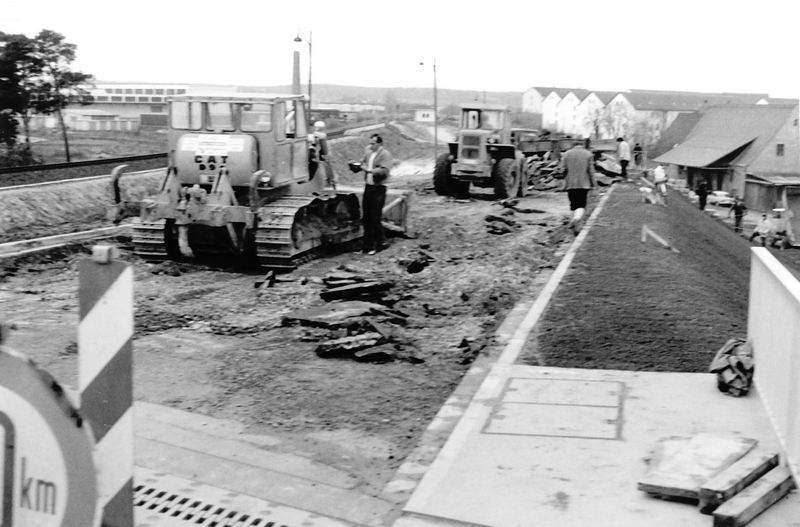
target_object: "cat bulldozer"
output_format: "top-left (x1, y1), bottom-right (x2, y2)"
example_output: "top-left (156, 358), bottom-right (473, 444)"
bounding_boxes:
top-left (108, 93), bottom-right (411, 270)
top-left (433, 104), bottom-right (526, 199)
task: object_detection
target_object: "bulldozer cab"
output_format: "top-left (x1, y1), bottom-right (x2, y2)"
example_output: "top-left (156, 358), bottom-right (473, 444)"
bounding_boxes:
top-left (168, 93), bottom-right (313, 191)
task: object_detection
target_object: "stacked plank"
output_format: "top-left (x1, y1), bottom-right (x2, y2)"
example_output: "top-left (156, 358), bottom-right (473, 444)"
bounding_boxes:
top-left (638, 433), bottom-right (795, 526)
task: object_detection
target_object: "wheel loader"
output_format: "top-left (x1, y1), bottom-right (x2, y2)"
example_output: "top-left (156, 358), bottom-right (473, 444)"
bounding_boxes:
top-left (433, 104), bottom-right (526, 199)
top-left (108, 93), bottom-right (411, 270)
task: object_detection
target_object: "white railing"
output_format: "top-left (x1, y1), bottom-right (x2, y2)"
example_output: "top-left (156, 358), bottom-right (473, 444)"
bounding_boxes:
top-left (749, 247), bottom-right (800, 483)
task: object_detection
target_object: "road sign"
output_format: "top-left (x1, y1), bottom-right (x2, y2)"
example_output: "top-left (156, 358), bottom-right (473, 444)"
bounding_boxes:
top-left (0, 346), bottom-right (97, 527)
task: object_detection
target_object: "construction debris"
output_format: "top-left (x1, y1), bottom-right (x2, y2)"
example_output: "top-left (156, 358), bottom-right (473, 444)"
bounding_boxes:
top-left (638, 433), bottom-right (758, 500)
top-left (282, 301), bottom-right (402, 329)
top-left (699, 450), bottom-right (780, 514)
top-left (641, 225), bottom-right (680, 253)
top-left (711, 466), bottom-right (795, 527)
top-left (709, 339), bottom-right (754, 397)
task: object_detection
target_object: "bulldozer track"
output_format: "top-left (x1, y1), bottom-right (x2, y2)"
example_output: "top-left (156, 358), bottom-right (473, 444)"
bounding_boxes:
top-left (254, 195), bottom-right (362, 270)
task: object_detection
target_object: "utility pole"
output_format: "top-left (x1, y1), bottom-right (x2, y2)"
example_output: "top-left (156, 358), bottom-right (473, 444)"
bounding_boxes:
top-left (434, 58), bottom-right (438, 162)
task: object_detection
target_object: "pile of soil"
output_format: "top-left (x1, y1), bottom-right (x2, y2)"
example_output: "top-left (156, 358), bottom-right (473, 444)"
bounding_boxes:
top-left (520, 183), bottom-right (754, 372)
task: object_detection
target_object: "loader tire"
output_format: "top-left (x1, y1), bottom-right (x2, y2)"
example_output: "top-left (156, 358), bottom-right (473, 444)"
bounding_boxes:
top-left (433, 154), bottom-right (455, 196)
top-left (493, 158), bottom-right (519, 199)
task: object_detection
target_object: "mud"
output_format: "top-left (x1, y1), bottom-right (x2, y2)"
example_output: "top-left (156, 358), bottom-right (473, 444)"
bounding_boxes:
top-left (0, 167), bottom-right (573, 497)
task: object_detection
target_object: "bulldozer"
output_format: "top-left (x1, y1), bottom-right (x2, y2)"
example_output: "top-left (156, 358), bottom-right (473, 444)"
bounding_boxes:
top-left (108, 93), bottom-right (411, 270)
top-left (433, 104), bottom-right (526, 199)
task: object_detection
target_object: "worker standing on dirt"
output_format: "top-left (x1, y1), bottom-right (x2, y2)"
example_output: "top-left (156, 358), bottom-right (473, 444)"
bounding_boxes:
top-left (749, 214), bottom-right (770, 246)
top-left (559, 139), bottom-right (596, 235)
top-left (617, 137), bottom-right (631, 179)
top-left (727, 197), bottom-right (747, 234)
top-left (353, 134), bottom-right (393, 255)
top-left (633, 143), bottom-right (643, 168)
top-left (697, 181), bottom-right (709, 210)
top-left (653, 165), bottom-right (668, 206)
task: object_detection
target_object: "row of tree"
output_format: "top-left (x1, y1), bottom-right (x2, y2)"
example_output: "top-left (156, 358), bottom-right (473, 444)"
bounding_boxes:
top-left (0, 30), bottom-right (94, 166)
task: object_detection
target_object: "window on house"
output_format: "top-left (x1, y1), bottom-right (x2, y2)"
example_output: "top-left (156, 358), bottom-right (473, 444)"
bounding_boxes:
top-left (155, 89), bottom-right (164, 95)
top-left (125, 89), bottom-right (132, 94)
top-left (146, 89), bottom-right (153, 95)
top-left (150, 106), bottom-right (164, 113)
top-left (167, 89), bottom-right (175, 95)
top-left (115, 89), bottom-right (123, 94)
top-left (135, 89), bottom-right (143, 94)
top-left (138, 97), bottom-right (149, 102)
top-left (125, 96), bottom-right (135, 102)
top-left (777, 144), bottom-right (785, 156)
top-left (111, 96), bottom-right (122, 102)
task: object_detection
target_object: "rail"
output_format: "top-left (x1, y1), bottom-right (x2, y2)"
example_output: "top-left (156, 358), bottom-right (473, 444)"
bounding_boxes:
top-left (0, 152), bottom-right (168, 175)
top-left (748, 247), bottom-right (800, 483)
top-left (0, 128), bottom-right (361, 177)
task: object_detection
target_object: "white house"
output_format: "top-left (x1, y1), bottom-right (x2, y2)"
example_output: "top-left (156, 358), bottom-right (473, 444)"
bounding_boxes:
top-left (521, 87), bottom-right (555, 114)
top-left (556, 90), bottom-right (589, 136)
top-left (414, 108), bottom-right (436, 123)
top-left (541, 91), bottom-right (563, 131)
top-left (575, 91), bottom-right (618, 139)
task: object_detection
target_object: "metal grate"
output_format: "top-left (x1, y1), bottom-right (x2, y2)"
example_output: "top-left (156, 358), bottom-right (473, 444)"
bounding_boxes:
top-left (134, 484), bottom-right (288, 527)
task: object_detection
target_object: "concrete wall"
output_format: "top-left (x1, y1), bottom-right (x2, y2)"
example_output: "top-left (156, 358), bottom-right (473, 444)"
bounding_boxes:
top-left (0, 169), bottom-right (165, 234)
top-left (748, 248), bottom-right (800, 483)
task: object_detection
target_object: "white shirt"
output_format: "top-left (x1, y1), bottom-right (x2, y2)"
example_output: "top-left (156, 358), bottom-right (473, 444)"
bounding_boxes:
top-left (618, 141), bottom-right (631, 161)
top-left (366, 150), bottom-right (379, 185)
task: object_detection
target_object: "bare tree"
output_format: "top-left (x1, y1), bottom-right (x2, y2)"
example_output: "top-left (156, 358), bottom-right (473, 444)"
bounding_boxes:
top-left (583, 107), bottom-right (605, 139)
top-left (600, 102), bottom-right (635, 139)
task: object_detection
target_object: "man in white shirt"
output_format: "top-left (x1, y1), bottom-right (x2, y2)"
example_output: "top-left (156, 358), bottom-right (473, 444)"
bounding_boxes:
top-left (354, 134), bottom-right (393, 255)
top-left (617, 137), bottom-right (631, 179)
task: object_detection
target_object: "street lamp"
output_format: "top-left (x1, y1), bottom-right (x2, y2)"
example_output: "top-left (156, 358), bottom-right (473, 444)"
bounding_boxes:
top-left (295, 30), bottom-right (312, 116)
top-left (420, 59), bottom-right (438, 163)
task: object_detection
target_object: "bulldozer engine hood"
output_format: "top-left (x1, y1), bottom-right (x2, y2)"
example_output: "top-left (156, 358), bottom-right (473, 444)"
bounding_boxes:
top-left (175, 134), bottom-right (258, 187)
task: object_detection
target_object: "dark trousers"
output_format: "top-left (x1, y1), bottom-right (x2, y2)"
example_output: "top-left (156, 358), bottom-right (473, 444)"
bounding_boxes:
top-left (699, 197), bottom-right (707, 210)
top-left (734, 215), bottom-right (743, 234)
top-left (362, 184), bottom-right (386, 251)
top-left (620, 160), bottom-right (629, 179)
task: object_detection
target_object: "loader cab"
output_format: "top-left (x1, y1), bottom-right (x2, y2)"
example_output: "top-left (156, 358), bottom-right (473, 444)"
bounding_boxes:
top-left (168, 93), bottom-right (310, 190)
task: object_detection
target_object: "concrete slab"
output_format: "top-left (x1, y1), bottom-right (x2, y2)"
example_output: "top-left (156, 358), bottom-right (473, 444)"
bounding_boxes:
top-left (134, 402), bottom-right (396, 526)
top-left (134, 467), bottom-right (355, 527)
top-left (401, 366), bottom-right (800, 527)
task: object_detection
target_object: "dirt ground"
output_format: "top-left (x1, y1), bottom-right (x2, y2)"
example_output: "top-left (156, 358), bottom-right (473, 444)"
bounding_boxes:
top-left (0, 163), bottom-right (574, 497)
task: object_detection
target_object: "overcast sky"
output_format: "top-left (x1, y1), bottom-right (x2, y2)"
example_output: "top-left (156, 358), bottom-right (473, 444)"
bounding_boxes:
top-left (4, 0), bottom-right (799, 98)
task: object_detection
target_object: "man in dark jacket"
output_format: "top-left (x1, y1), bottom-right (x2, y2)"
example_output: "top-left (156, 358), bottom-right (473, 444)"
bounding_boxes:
top-left (559, 140), bottom-right (595, 234)
top-left (354, 134), bottom-right (393, 255)
top-left (697, 181), bottom-right (709, 210)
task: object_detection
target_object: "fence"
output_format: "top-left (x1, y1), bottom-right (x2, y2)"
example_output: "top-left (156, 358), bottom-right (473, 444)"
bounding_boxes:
top-left (748, 247), bottom-right (800, 483)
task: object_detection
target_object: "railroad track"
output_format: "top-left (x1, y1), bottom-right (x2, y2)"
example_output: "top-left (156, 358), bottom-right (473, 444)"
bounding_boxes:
top-left (0, 125), bottom-right (363, 188)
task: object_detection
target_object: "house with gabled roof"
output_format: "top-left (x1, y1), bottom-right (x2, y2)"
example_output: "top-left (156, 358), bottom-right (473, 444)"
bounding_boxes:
top-left (522, 87), bottom-right (558, 114)
top-left (556, 89), bottom-right (590, 135)
top-left (541, 88), bottom-right (588, 132)
top-left (648, 112), bottom-right (704, 161)
top-left (575, 91), bottom-right (618, 139)
top-left (624, 90), bottom-right (770, 135)
top-left (654, 104), bottom-right (799, 207)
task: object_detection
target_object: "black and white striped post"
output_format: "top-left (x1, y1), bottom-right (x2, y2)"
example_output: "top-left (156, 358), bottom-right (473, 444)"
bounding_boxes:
top-left (79, 245), bottom-right (134, 527)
